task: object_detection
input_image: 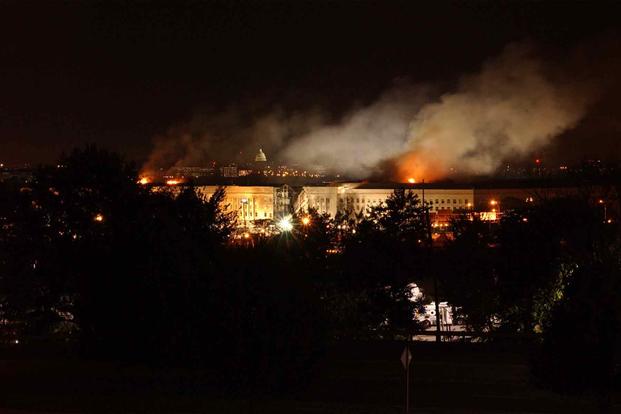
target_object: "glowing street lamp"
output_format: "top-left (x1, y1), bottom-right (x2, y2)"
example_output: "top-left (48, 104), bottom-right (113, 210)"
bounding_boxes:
top-left (599, 199), bottom-right (608, 222)
top-left (301, 216), bottom-right (311, 226)
top-left (278, 216), bottom-right (293, 232)
top-left (94, 213), bottom-right (104, 222)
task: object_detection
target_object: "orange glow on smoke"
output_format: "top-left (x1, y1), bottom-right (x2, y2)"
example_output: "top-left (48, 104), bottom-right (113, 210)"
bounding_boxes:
top-left (396, 151), bottom-right (443, 183)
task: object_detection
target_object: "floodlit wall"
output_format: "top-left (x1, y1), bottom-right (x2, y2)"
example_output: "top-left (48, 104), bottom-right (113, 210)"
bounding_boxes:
top-left (196, 186), bottom-right (275, 223)
top-left (299, 184), bottom-right (474, 218)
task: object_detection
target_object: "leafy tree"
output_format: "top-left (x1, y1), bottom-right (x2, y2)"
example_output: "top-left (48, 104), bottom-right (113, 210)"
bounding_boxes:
top-left (443, 216), bottom-right (498, 332)
top-left (327, 189), bottom-right (428, 338)
top-left (532, 206), bottom-right (621, 409)
top-left (0, 146), bottom-right (326, 393)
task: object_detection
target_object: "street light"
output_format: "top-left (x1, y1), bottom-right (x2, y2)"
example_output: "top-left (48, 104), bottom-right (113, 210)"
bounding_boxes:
top-left (301, 216), bottom-right (311, 226)
top-left (598, 199), bottom-right (607, 222)
top-left (489, 199), bottom-right (500, 221)
top-left (278, 216), bottom-right (293, 232)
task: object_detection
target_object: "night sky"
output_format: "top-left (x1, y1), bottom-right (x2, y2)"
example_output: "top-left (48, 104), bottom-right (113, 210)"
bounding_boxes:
top-left (1, 0), bottom-right (620, 166)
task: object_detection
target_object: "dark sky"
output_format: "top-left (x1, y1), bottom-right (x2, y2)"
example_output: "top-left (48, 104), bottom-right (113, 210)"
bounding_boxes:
top-left (1, 0), bottom-right (620, 166)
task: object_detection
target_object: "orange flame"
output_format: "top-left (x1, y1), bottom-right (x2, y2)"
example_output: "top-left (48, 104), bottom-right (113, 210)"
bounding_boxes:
top-left (396, 151), bottom-right (443, 183)
top-left (166, 179), bottom-right (182, 186)
top-left (138, 177), bottom-right (151, 185)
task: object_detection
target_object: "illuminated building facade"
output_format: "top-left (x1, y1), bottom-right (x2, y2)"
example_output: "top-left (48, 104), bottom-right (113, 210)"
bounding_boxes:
top-left (298, 183), bottom-right (474, 218)
top-left (196, 186), bottom-right (276, 225)
top-left (164, 181), bottom-right (601, 229)
top-left (191, 183), bottom-right (476, 228)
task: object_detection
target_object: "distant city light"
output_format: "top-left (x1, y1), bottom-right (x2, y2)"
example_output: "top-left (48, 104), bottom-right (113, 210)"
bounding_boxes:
top-left (301, 216), bottom-right (311, 226)
top-left (489, 199), bottom-right (498, 206)
top-left (94, 213), bottom-right (104, 222)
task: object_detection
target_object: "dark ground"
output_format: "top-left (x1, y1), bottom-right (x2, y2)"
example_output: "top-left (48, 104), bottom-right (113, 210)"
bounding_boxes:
top-left (0, 341), bottom-right (617, 413)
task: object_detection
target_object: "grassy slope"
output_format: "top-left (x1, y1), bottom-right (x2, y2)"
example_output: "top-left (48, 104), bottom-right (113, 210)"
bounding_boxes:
top-left (0, 341), bottom-right (616, 413)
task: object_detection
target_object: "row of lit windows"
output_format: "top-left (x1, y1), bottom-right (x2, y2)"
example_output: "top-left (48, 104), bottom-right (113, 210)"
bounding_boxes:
top-left (430, 199), bottom-right (469, 205)
top-left (339, 198), bottom-right (383, 204)
top-left (239, 210), bottom-right (272, 218)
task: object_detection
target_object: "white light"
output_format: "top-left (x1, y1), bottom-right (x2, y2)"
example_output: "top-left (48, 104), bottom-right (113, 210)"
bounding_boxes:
top-left (278, 216), bottom-right (293, 232)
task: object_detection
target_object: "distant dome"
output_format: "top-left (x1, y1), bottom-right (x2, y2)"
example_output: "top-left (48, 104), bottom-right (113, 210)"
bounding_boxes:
top-left (254, 148), bottom-right (267, 162)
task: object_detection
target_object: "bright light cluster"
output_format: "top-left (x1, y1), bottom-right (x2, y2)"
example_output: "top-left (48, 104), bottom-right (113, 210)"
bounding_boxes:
top-left (278, 216), bottom-right (293, 232)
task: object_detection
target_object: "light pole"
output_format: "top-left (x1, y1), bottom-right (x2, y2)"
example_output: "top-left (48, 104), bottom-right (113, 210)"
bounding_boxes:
top-left (422, 181), bottom-right (442, 343)
top-left (489, 199), bottom-right (500, 221)
top-left (598, 199), bottom-right (607, 222)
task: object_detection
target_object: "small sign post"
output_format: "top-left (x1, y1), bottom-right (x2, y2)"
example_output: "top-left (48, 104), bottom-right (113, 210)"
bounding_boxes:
top-left (401, 345), bottom-right (413, 413)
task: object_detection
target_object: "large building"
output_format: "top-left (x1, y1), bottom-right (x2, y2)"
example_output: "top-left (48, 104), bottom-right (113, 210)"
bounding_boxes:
top-left (196, 185), bottom-right (278, 224)
top-left (166, 180), bottom-right (610, 229)
top-left (193, 182), bottom-right (474, 228)
top-left (297, 183), bottom-right (474, 218)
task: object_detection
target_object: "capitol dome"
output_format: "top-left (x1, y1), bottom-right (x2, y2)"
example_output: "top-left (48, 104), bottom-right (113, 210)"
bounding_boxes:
top-left (254, 148), bottom-right (267, 162)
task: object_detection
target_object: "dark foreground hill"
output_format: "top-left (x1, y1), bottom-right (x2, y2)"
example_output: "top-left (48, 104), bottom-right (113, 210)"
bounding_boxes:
top-left (0, 341), bottom-right (618, 413)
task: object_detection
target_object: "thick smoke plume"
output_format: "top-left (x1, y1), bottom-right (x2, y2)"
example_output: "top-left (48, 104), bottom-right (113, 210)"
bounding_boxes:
top-left (144, 43), bottom-right (600, 181)
top-left (396, 43), bottom-right (598, 181)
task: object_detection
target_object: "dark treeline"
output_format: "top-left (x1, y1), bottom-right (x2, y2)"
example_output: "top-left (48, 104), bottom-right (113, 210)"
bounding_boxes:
top-left (0, 147), bottom-right (620, 400)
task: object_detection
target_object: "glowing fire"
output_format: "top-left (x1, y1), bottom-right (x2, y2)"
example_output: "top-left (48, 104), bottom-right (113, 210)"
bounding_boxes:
top-left (166, 179), bottom-right (181, 186)
top-left (138, 177), bottom-right (151, 185)
top-left (396, 151), bottom-right (442, 183)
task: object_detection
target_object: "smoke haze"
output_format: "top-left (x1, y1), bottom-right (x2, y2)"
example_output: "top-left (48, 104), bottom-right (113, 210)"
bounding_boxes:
top-left (144, 43), bottom-right (603, 180)
top-left (396, 43), bottom-right (599, 180)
